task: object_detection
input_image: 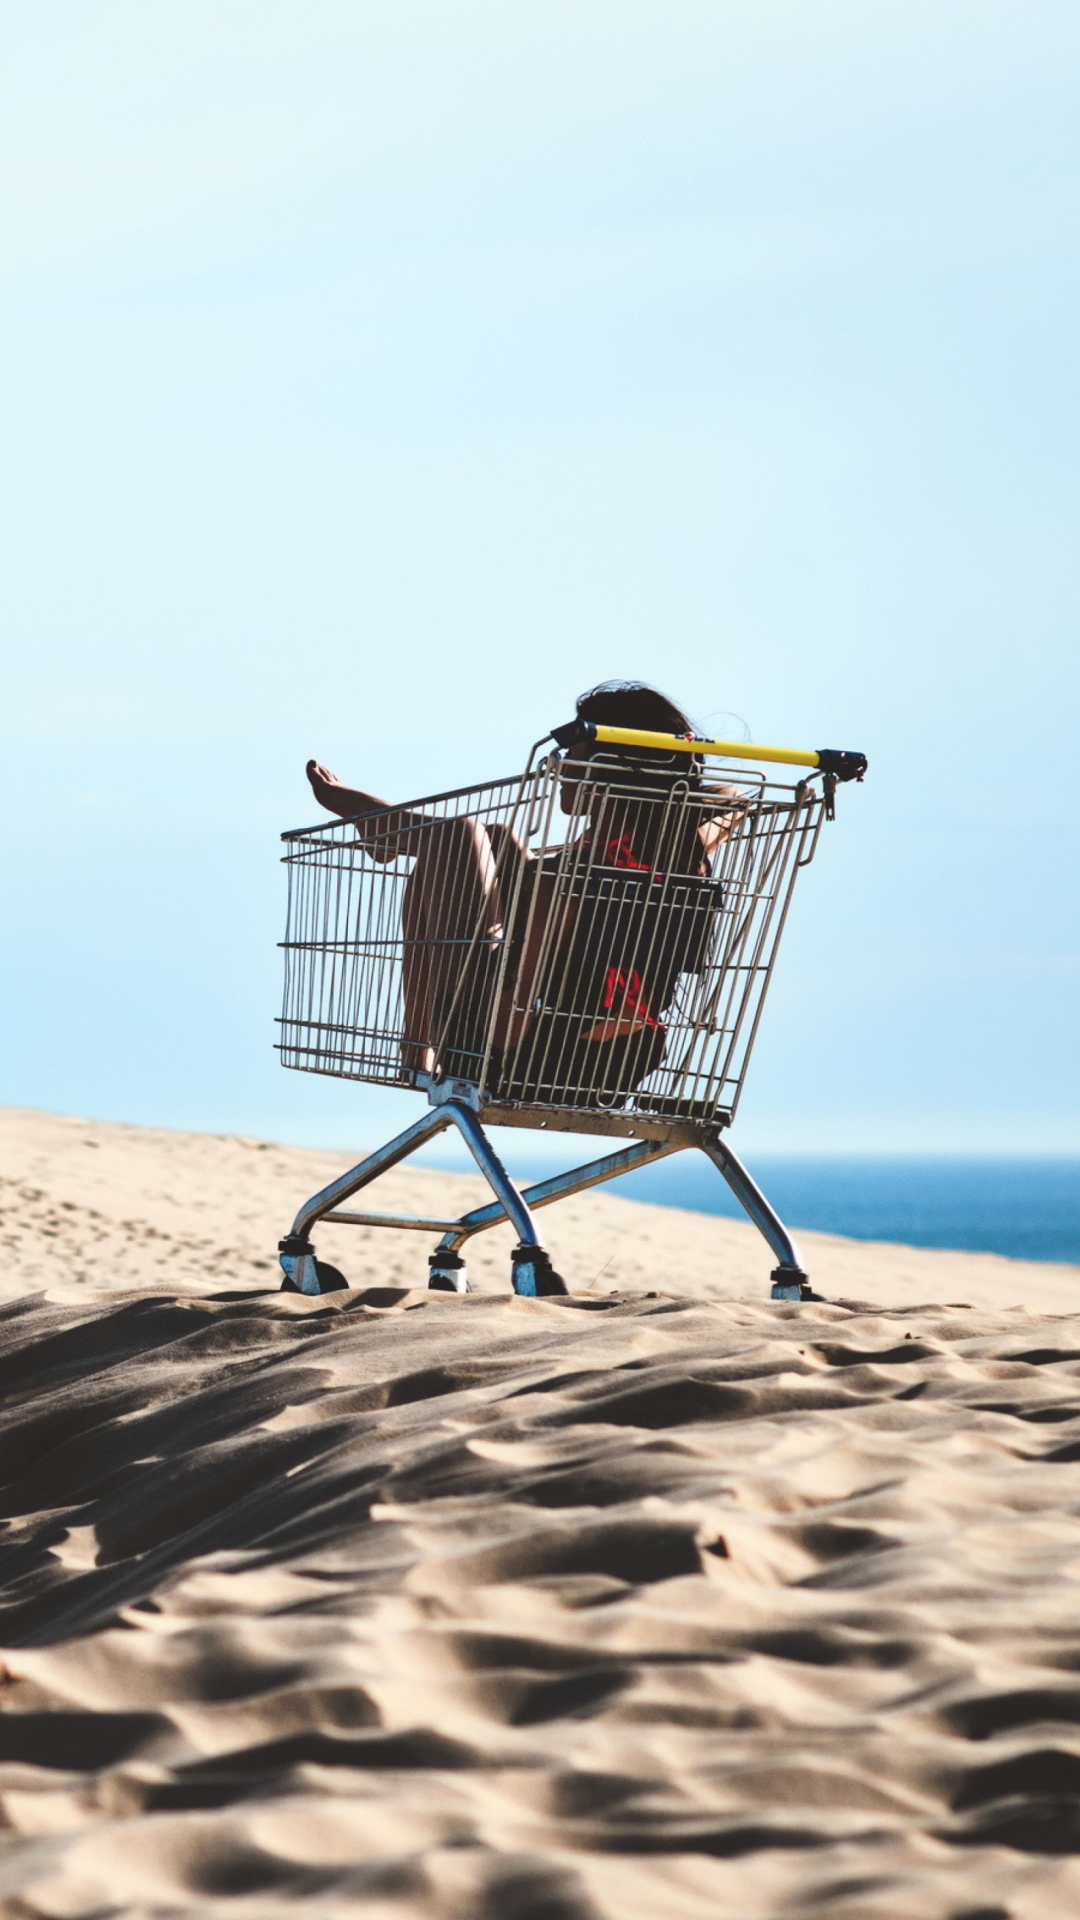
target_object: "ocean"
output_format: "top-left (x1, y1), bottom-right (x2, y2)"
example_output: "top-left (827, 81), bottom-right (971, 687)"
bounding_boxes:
top-left (602, 1155), bottom-right (1080, 1267)
top-left (422, 1145), bottom-right (1080, 1266)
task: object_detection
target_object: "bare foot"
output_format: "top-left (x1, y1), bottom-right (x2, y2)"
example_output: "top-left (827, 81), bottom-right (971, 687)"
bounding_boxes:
top-left (305, 760), bottom-right (383, 822)
top-left (307, 759), bottom-right (344, 810)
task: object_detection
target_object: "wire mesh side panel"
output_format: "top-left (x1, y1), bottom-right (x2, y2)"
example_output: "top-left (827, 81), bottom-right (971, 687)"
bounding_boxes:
top-left (480, 765), bottom-right (826, 1126)
top-left (278, 829), bottom-right (406, 1082)
top-left (277, 769), bottom-right (556, 1086)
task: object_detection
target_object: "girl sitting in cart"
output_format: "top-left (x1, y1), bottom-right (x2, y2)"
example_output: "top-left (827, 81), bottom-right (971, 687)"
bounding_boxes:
top-left (305, 682), bottom-right (742, 1104)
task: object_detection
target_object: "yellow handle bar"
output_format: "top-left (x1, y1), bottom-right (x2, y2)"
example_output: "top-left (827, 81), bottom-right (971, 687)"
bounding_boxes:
top-left (549, 721), bottom-right (867, 782)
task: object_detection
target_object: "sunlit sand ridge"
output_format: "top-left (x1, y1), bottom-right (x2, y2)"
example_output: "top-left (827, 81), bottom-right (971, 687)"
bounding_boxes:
top-left (3, 1108), bottom-right (1077, 1313)
top-left (3, 1110), bottom-right (1080, 1917)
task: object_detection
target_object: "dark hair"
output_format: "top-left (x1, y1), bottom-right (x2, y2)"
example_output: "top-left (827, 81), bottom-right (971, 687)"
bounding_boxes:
top-left (575, 680), bottom-right (696, 736)
top-left (573, 680), bottom-right (706, 873)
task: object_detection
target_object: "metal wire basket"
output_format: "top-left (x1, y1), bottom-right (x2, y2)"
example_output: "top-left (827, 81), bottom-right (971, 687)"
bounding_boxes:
top-left (280, 756), bottom-right (823, 1128)
top-left (275, 724), bottom-right (866, 1301)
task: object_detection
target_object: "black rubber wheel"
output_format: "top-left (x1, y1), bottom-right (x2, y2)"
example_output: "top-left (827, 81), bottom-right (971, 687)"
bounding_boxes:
top-left (533, 1265), bottom-right (569, 1296)
top-left (314, 1260), bottom-right (350, 1292)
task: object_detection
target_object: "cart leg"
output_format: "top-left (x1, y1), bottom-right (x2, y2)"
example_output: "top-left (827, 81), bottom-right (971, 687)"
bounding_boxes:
top-left (442, 1103), bottom-right (568, 1296)
top-left (701, 1135), bottom-right (813, 1301)
top-left (427, 1136), bottom-right (682, 1292)
top-left (279, 1106), bottom-right (454, 1294)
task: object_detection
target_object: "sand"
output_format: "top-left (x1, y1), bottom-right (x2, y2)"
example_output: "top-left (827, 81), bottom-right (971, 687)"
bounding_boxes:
top-left (3, 1106), bottom-right (1077, 1314)
top-left (3, 1108), bottom-right (1080, 1917)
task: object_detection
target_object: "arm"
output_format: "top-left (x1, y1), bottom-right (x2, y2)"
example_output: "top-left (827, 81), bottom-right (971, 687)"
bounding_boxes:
top-left (698, 781), bottom-right (747, 860)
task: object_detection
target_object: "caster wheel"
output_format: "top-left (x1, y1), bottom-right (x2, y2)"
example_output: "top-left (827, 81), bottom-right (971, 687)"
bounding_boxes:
top-left (770, 1266), bottom-right (813, 1302)
top-left (428, 1250), bottom-right (469, 1293)
top-left (279, 1250), bottom-right (349, 1294)
top-left (511, 1245), bottom-right (568, 1297)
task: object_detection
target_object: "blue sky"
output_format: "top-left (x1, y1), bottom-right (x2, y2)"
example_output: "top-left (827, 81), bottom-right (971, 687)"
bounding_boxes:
top-left (2, 1), bottom-right (1077, 1155)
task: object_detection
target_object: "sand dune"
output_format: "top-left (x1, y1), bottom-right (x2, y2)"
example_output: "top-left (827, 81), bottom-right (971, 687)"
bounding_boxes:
top-left (3, 1110), bottom-right (1080, 1917)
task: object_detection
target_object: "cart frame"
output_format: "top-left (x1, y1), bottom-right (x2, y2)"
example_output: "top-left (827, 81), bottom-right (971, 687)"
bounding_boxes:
top-left (275, 723), bottom-right (865, 1301)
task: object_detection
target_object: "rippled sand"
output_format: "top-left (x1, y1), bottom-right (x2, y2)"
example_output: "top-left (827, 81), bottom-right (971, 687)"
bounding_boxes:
top-left (4, 1111), bottom-right (1080, 1916)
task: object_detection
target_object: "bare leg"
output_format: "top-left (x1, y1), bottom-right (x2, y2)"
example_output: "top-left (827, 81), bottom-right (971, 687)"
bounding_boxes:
top-left (401, 818), bottom-right (529, 1075)
top-left (306, 761), bottom-right (429, 860)
top-left (305, 763), bottom-right (546, 1075)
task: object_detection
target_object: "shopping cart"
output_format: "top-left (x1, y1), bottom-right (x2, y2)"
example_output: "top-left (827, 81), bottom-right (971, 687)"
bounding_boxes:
top-left (276, 721), bottom-right (866, 1301)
